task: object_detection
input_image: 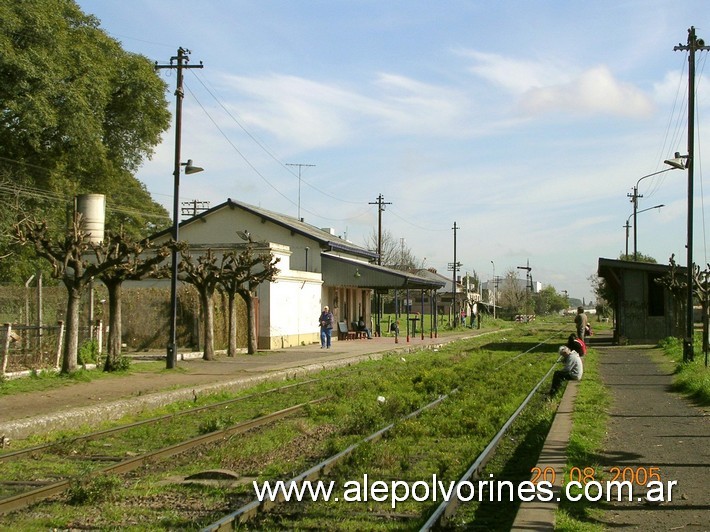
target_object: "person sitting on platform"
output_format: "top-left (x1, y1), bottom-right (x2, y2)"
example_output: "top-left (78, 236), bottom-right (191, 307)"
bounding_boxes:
top-left (548, 345), bottom-right (583, 396)
top-left (357, 316), bottom-right (373, 339)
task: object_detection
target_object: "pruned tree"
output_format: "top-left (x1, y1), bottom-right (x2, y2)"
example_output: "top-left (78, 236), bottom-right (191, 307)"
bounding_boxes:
top-left (656, 254), bottom-right (687, 339)
top-left (691, 262), bottom-right (710, 354)
top-left (14, 215), bottom-right (126, 373)
top-left (220, 245), bottom-right (280, 355)
top-left (93, 231), bottom-right (171, 370)
top-left (178, 248), bottom-right (224, 361)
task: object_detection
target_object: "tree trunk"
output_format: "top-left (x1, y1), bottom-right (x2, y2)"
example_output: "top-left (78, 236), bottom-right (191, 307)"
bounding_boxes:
top-left (62, 284), bottom-right (81, 373)
top-left (200, 288), bottom-right (215, 360)
top-left (227, 292), bottom-right (237, 357)
top-left (702, 298), bottom-right (709, 355)
top-left (103, 280), bottom-right (123, 371)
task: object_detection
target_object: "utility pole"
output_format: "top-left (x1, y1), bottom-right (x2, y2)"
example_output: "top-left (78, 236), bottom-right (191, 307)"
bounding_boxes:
top-left (674, 26), bottom-right (709, 362)
top-left (490, 260), bottom-right (496, 320)
top-left (369, 194), bottom-right (391, 335)
top-left (517, 259), bottom-right (532, 315)
top-left (156, 47), bottom-right (203, 369)
top-left (286, 163), bottom-right (315, 220)
top-left (180, 199), bottom-right (210, 218)
top-left (448, 222), bottom-right (461, 326)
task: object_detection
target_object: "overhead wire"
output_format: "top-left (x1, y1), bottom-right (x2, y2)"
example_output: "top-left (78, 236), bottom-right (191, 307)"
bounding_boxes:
top-left (188, 70), bottom-right (365, 205)
top-left (644, 53), bottom-right (688, 201)
top-left (0, 161), bottom-right (170, 222)
top-left (183, 81), bottom-right (370, 224)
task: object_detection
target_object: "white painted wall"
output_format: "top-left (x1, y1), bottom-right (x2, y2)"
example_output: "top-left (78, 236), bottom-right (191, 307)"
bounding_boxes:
top-left (255, 245), bottom-right (323, 348)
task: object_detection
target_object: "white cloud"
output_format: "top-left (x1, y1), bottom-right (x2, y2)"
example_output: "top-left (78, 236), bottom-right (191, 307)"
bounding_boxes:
top-left (460, 50), bottom-right (572, 94)
top-left (519, 65), bottom-right (654, 118)
top-left (216, 71), bottom-right (481, 150)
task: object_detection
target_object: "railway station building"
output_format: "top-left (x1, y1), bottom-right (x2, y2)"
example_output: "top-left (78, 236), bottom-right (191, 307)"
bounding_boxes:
top-left (149, 198), bottom-right (443, 349)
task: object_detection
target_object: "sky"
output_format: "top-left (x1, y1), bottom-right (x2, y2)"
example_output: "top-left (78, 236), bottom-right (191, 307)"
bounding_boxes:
top-left (76, 0), bottom-right (710, 303)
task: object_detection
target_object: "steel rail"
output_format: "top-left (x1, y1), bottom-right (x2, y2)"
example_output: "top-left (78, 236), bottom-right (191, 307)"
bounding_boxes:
top-left (202, 394), bottom-right (452, 531)
top-left (201, 329), bottom-right (567, 531)
top-left (0, 378), bottom-right (318, 464)
top-left (419, 360), bottom-right (559, 530)
top-left (0, 397), bottom-right (327, 515)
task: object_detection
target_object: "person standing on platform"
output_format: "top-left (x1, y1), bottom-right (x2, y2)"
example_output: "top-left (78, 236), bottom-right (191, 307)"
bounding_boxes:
top-left (575, 306), bottom-right (588, 341)
top-left (318, 306), bottom-right (334, 348)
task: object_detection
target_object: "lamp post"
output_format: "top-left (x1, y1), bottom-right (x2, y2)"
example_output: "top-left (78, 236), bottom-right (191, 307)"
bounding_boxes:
top-left (166, 160), bottom-right (203, 369)
top-left (628, 166), bottom-right (680, 261)
top-left (671, 26), bottom-right (708, 362)
top-left (624, 204), bottom-right (664, 258)
top-left (156, 48), bottom-right (204, 369)
top-left (490, 260), bottom-right (496, 320)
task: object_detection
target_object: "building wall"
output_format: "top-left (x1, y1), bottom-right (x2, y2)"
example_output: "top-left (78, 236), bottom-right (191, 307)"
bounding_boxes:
top-left (256, 247), bottom-right (323, 349)
top-left (175, 207), bottom-right (324, 274)
top-left (618, 269), bottom-right (677, 344)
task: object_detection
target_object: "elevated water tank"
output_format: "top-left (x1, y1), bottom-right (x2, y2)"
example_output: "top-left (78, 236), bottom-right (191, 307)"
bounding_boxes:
top-left (75, 194), bottom-right (106, 243)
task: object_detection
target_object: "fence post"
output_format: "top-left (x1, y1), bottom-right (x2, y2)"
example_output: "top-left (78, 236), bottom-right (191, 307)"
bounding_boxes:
top-left (55, 320), bottom-right (64, 369)
top-left (96, 319), bottom-right (103, 355)
top-left (1, 323), bottom-right (11, 377)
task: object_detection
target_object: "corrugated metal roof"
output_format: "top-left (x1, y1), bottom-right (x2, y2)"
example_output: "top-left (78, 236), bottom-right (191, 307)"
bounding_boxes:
top-left (323, 254), bottom-right (445, 289)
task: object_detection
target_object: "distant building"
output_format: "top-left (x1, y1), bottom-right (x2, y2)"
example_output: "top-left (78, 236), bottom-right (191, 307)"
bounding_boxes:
top-left (597, 258), bottom-right (683, 344)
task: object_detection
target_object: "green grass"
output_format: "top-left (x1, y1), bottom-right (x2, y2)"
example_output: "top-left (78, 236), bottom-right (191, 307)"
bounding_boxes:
top-left (0, 322), bottom-right (570, 530)
top-left (659, 335), bottom-right (710, 405)
top-left (556, 347), bottom-right (611, 531)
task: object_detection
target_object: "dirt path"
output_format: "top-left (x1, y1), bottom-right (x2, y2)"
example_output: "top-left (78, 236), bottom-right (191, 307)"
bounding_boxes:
top-left (595, 345), bottom-right (710, 530)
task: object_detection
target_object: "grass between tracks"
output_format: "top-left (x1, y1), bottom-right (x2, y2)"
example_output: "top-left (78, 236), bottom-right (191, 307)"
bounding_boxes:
top-left (1, 318), bottom-right (575, 530)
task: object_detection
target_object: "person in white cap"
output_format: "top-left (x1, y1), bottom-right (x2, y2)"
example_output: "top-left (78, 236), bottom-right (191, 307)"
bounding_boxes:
top-left (318, 305), bottom-right (334, 348)
top-left (548, 345), bottom-right (583, 396)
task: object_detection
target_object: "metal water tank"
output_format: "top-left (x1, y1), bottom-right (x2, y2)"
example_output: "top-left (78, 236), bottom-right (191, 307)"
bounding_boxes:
top-left (75, 194), bottom-right (106, 243)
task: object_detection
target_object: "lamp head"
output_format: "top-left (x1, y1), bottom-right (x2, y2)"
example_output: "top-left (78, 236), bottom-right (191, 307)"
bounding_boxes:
top-left (664, 152), bottom-right (689, 170)
top-left (182, 159), bottom-right (204, 174)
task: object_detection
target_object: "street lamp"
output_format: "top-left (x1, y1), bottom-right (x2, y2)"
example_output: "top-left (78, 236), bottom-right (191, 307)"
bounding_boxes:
top-left (167, 159), bottom-right (203, 369)
top-left (629, 164), bottom-right (681, 261)
top-left (624, 204), bottom-right (664, 258)
top-left (665, 152), bottom-right (691, 360)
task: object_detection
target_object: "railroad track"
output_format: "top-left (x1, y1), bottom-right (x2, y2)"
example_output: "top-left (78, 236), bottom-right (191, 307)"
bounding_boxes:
top-left (0, 397), bottom-right (328, 515)
top-left (0, 378), bottom-right (319, 465)
top-left (201, 329), bottom-right (567, 530)
top-left (0, 325), bottom-right (571, 529)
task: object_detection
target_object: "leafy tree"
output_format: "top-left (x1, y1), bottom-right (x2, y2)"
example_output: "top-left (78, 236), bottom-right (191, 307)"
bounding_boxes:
top-left (220, 246), bottom-right (280, 355)
top-left (14, 215), bottom-right (127, 373)
top-left (94, 232), bottom-right (171, 370)
top-left (534, 285), bottom-right (568, 315)
top-left (0, 0), bottom-right (171, 281)
top-left (619, 252), bottom-right (657, 263)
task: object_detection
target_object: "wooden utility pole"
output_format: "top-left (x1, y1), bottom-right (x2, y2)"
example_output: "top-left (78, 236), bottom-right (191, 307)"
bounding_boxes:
top-left (155, 48), bottom-right (203, 369)
top-left (674, 27), bottom-right (709, 362)
top-left (369, 194), bottom-right (391, 335)
top-left (448, 222), bottom-right (461, 326)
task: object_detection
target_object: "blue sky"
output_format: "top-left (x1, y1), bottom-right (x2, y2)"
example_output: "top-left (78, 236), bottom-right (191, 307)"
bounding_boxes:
top-left (76, 0), bottom-right (710, 303)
